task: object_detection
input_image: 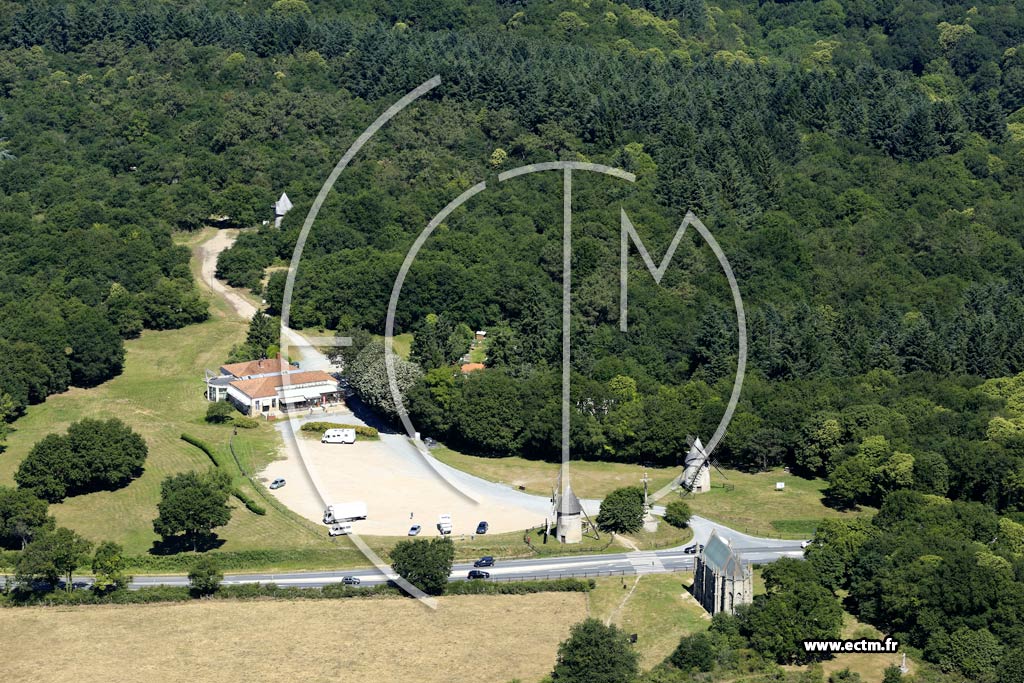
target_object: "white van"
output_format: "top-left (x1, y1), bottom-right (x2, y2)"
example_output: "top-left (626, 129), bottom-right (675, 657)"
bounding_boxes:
top-left (328, 523), bottom-right (353, 536)
top-left (322, 428), bottom-right (356, 444)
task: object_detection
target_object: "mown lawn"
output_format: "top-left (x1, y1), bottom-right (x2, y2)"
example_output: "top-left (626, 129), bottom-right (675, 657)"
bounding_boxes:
top-left (619, 521), bottom-right (693, 551)
top-left (589, 572), bottom-right (709, 668)
top-left (0, 230), bottom-right (353, 566)
top-left (432, 447), bottom-right (869, 538)
top-left (371, 332), bottom-right (413, 360)
top-left (682, 469), bottom-right (875, 539)
top-left (432, 446), bottom-right (679, 500)
top-left (364, 525), bottom-right (617, 565)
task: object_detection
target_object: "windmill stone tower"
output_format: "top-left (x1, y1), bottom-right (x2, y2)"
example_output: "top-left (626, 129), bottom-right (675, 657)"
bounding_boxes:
top-left (273, 192), bottom-right (293, 228)
top-left (682, 437), bottom-right (712, 493)
top-left (554, 480), bottom-right (583, 544)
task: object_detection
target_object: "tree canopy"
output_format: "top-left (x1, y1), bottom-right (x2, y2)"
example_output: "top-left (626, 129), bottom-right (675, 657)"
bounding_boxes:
top-left (152, 469), bottom-right (233, 551)
top-left (14, 418), bottom-right (148, 503)
top-left (389, 537), bottom-right (455, 596)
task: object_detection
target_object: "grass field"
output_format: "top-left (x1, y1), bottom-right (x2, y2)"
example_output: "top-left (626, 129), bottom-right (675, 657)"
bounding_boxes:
top-left (432, 446), bottom-right (679, 500)
top-left (431, 448), bottom-right (871, 539)
top-left (619, 521), bottom-right (693, 551)
top-left (468, 337), bottom-right (488, 363)
top-left (589, 572), bottom-right (709, 668)
top-left (0, 230), bottom-right (355, 566)
top-left (0, 593), bottom-right (586, 683)
top-left (370, 332), bottom-right (413, 360)
top-left (682, 470), bottom-right (875, 539)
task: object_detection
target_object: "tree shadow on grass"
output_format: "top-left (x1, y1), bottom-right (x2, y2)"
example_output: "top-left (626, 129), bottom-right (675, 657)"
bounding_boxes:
top-left (149, 533), bottom-right (225, 555)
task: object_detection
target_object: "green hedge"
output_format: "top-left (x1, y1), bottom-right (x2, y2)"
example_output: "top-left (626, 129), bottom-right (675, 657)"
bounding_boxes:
top-left (1, 583), bottom-right (402, 607)
top-left (1, 578), bottom-right (592, 609)
top-left (2, 586), bottom-right (193, 607)
top-left (445, 578), bottom-right (594, 595)
top-left (299, 422), bottom-right (379, 440)
top-left (180, 433), bottom-right (221, 467)
top-left (232, 488), bottom-right (267, 515)
top-left (232, 416), bottom-right (261, 429)
top-left (180, 434), bottom-right (265, 515)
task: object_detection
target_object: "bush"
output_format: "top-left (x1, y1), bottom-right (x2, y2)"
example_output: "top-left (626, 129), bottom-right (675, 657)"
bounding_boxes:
top-left (300, 422), bottom-right (379, 439)
top-left (232, 416), bottom-right (261, 429)
top-left (663, 500), bottom-right (691, 529)
top-left (180, 433), bottom-right (221, 468)
top-left (232, 488), bottom-right (267, 515)
top-left (205, 401), bottom-right (236, 424)
top-left (188, 555), bottom-right (223, 595)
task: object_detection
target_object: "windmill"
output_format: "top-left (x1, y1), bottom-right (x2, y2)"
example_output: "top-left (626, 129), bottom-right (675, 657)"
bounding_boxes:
top-left (680, 435), bottom-right (727, 495)
top-left (549, 468), bottom-right (598, 543)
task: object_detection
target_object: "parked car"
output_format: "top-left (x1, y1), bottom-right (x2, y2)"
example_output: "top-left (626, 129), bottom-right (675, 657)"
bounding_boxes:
top-left (473, 556), bottom-right (495, 568)
top-left (328, 523), bottom-right (353, 536)
top-left (341, 576), bottom-right (360, 585)
top-left (683, 543), bottom-right (705, 555)
top-left (408, 524), bottom-right (422, 536)
top-left (475, 521), bottom-right (489, 535)
top-left (800, 539), bottom-right (813, 549)
top-left (467, 570), bottom-right (490, 580)
top-left (269, 478), bottom-right (286, 490)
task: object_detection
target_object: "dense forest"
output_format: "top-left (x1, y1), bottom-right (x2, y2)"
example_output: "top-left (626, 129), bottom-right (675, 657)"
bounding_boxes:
top-left (3, 0), bottom-right (1024, 501)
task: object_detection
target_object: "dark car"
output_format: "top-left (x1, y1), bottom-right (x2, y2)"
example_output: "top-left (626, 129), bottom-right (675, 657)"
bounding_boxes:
top-left (473, 556), bottom-right (495, 568)
top-left (341, 576), bottom-right (361, 585)
top-left (683, 543), bottom-right (705, 555)
top-left (475, 521), bottom-right (489, 535)
top-left (467, 570), bottom-right (490, 580)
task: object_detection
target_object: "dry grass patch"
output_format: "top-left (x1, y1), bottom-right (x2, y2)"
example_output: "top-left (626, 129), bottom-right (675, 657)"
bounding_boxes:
top-left (0, 593), bottom-right (586, 683)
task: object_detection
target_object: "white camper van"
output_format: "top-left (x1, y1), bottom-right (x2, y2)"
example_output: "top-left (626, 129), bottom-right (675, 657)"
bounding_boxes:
top-left (322, 428), bottom-right (356, 444)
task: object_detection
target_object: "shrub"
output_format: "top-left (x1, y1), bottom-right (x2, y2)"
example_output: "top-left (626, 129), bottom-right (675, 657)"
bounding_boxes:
top-left (180, 433), bottom-right (221, 467)
top-left (205, 401), bottom-right (236, 424)
top-left (299, 422), bottom-right (379, 439)
top-left (232, 416), bottom-right (261, 429)
top-left (663, 500), bottom-right (692, 529)
top-left (232, 488), bottom-right (266, 515)
top-left (188, 555), bottom-right (223, 595)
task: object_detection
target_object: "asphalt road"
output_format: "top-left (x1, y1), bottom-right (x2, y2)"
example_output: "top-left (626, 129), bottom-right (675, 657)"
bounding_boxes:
top-left (124, 527), bottom-right (805, 590)
top-left (2, 520), bottom-right (805, 592)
